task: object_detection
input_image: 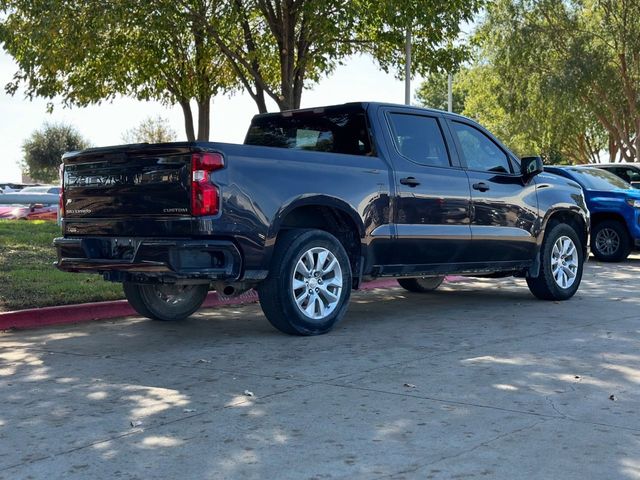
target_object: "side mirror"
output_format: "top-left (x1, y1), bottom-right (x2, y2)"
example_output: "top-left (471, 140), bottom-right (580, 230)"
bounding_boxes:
top-left (520, 156), bottom-right (544, 180)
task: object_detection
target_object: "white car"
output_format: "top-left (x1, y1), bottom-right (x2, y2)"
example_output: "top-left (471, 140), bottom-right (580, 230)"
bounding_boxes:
top-left (18, 185), bottom-right (61, 195)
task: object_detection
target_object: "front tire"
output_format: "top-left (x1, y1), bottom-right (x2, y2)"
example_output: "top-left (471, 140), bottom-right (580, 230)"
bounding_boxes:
top-left (591, 220), bottom-right (631, 262)
top-left (257, 229), bottom-right (352, 336)
top-left (526, 223), bottom-right (584, 301)
top-left (397, 276), bottom-right (444, 293)
top-left (123, 282), bottom-right (209, 321)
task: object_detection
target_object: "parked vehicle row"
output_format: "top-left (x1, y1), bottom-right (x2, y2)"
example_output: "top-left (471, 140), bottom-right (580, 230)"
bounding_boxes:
top-left (0, 182), bottom-right (33, 193)
top-left (0, 203), bottom-right (58, 220)
top-left (0, 184), bottom-right (60, 220)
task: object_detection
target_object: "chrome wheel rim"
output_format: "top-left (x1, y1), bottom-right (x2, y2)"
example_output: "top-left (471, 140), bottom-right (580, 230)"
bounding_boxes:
top-left (595, 228), bottom-right (620, 256)
top-left (551, 236), bottom-right (578, 289)
top-left (292, 247), bottom-right (343, 320)
top-left (154, 285), bottom-right (192, 305)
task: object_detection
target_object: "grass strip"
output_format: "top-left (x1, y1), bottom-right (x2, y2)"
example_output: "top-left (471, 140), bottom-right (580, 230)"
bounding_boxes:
top-left (0, 220), bottom-right (123, 311)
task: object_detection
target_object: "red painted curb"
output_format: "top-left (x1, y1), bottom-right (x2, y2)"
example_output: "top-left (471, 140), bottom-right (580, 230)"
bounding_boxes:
top-left (0, 279), bottom-right (400, 331)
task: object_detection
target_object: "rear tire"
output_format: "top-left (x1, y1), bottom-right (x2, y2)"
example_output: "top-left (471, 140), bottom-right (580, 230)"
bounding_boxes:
top-left (591, 220), bottom-right (631, 262)
top-left (397, 276), bottom-right (444, 293)
top-left (123, 282), bottom-right (154, 319)
top-left (526, 223), bottom-right (583, 301)
top-left (123, 282), bottom-right (208, 321)
top-left (257, 229), bottom-right (352, 336)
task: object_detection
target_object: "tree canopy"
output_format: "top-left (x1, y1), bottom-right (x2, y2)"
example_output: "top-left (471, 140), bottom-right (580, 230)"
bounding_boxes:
top-left (21, 123), bottom-right (89, 183)
top-left (208, 0), bottom-right (484, 111)
top-left (0, 0), bottom-right (238, 141)
top-left (415, 71), bottom-right (466, 113)
top-left (121, 116), bottom-right (177, 144)
top-left (1, 0), bottom-right (485, 139)
top-left (468, 0), bottom-right (639, 163)
top-left (446, 63), bottom-right (608, 164)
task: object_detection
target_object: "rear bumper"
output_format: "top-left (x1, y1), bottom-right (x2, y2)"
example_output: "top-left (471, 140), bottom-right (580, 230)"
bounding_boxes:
top-left (54, 237), bottom-right (242, 280)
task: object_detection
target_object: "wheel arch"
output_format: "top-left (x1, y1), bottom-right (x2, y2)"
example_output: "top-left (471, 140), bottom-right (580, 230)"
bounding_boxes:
top-left (264, 196), bottom-right (365, 283)
top-left (530, 207), bottom-right (589, 278)
top-left (540, 207), bottom-right (589, 253)
top-left (590, 212), bottom-right (632, 240)
top-left (590, 213), bottom-right (633, 261)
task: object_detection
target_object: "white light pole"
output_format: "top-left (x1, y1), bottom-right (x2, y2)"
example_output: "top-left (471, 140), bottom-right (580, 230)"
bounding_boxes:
top-left (404, 28), bottom-right (412, 105)
top-left (447, 72), bottom-right (453, 112)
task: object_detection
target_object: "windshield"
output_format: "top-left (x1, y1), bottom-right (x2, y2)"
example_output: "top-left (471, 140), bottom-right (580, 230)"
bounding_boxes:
top-left (567, 168), bottom-right (631, 191)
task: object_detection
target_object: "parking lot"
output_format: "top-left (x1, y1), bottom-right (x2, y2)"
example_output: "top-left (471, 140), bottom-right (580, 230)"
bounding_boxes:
top-left (1, 257), bottom-right (639, 480)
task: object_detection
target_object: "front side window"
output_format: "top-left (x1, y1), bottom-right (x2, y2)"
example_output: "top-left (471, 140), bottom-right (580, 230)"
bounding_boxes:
top-left (451, 122), bottom-right (511, 173)
top-left (388, 113), bottom-right (451, 167)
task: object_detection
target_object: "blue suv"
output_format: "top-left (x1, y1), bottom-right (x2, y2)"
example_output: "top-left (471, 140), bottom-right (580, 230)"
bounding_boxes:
top-left (546, 166), bottom-right (640, 261)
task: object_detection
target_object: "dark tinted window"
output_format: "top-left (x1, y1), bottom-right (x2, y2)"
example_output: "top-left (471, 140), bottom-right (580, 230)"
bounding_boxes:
top-left (605, 166), bottom-right (640, 183)
top-left (388, 114), bottom-right (450, 167)
top-left (567, 168), bottom-right (631, 190)
top-left (245, 108), bottom-right (372, 156)
top-left (452, 122), bottom-right (511, 173)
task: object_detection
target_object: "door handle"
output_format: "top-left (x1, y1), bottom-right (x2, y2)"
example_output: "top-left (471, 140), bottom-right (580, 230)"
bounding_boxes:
top-left (400, 177), bottom-right (420, 187)
top-left (472, 182), bottom-right (490, 192)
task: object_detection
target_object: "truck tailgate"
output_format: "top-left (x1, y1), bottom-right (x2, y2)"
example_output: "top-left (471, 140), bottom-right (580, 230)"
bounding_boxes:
top-left (63, 144), bottom-right (192, 219)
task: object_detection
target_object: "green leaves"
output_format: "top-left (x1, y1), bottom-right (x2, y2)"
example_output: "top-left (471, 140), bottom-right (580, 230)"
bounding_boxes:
top-left (356, 0), bottom-right (482, 77)
top-left (415, 70), bottom-right (466, 112)
top-left (21, 123), bottom-right (89, 183)
top-left (468, 0), bottom-right (639, 163)
top-left (1, 0), bottom-right (239, 140)
top-left (121, 116), bottom-right (177, 144)
top-left (210, 0), bottom-right (485, 110)
top-left (1, 0), bottom-right (486, 135)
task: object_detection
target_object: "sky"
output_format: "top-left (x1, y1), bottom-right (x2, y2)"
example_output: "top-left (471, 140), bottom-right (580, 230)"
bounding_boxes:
top-left (0, 51), bottom-right (424, 183)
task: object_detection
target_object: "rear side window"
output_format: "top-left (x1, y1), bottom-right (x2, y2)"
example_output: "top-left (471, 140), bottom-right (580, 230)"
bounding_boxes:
top-left (451, 122), bottom-right (511, 173)
top-left (387, 113), bottom-right (451, 167)
top-left (245, 108), bottom-right (372, 156)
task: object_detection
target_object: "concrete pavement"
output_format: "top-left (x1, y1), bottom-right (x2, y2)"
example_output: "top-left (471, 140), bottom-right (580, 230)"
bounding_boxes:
top-left (1, 257), bottom-right (639, 479)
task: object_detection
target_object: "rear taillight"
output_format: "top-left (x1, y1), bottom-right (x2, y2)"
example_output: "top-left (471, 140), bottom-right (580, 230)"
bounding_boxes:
top-left (58, 164), bottom-right (65, 218)
top-left (191, 152), bottom-right (224, 216)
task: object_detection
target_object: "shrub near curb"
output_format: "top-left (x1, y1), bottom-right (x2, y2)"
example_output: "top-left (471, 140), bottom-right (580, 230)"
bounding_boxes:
top-left (0, 220), bottom-right (122, 311)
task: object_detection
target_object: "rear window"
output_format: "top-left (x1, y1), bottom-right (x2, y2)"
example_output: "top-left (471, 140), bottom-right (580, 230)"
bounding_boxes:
top-left (245, 107), bottom-right (373, 156)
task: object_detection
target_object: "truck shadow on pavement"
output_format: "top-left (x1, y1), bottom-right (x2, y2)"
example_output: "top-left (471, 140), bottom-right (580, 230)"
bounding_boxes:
top-left (1, 259), bottom-right (639, 479)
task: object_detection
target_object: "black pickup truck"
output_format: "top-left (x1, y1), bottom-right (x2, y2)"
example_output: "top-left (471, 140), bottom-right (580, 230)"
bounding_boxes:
top-left (55, 102), bottom-right (589, 335)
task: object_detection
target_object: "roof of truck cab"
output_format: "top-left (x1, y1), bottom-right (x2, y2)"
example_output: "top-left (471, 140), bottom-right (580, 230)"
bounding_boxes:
top-left (586, 163), bottom-right (640, 168)
top-left (251, 102), bottom-right (468, 121)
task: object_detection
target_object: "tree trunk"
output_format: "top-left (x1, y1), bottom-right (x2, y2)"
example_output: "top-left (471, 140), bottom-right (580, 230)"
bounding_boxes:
top-left (277, 0), bottom-right (297, 110)
top-left (180, 100), bottom-right (196, 142)
top-left (608, 133), bottom-right (618, 162)
top-left (635, 119), bottom-right (640, 162)
top-left (197, 97), bottom-right (211, 141)
top-left (234, 0), bottom-right (269, 114)
top-left (255, 87), bottom-right (268, 113)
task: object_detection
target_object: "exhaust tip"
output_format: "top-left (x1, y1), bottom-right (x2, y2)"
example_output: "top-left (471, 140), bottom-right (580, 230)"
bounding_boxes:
top-left (222, 285), bottom-right (235, 296)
